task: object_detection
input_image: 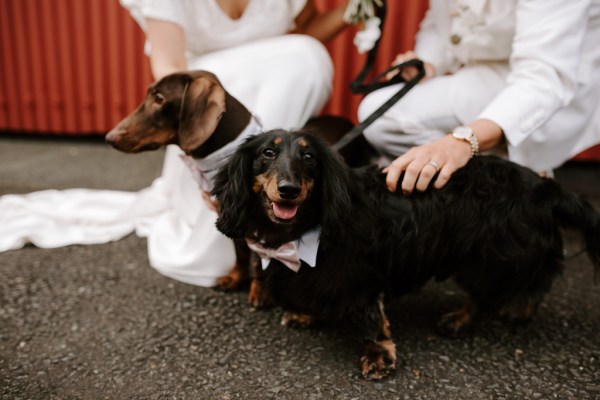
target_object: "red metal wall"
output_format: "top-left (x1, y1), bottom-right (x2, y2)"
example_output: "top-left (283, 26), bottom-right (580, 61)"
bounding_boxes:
top-left (0, 0), bottom-right (427, 134)
top-left (1, 0), bottom-right (598, 160)
top-left (0, 0), bottom-right (152, 134)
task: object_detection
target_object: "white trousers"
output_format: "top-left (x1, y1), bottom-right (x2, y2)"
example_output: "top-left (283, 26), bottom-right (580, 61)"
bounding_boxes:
top-left (0, 35), bottom-right (333, 287)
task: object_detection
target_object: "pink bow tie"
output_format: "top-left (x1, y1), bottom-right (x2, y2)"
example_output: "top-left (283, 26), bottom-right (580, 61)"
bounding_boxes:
top-left (246, 239), bottom-right (302, 273)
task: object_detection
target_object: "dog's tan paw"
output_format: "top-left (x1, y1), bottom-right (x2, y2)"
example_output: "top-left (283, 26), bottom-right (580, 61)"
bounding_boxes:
top-left (360, 339), bottom-right (397, 380)
top-left (498, 296), bottom-right (537, 325)
top-left (247, 278), bottom-right (273, 308)
top-left (280, 312), bottom-right (316, 328)
top-left (215, 266), bottom-right (247, 291)
top-left (437, 308), bottom-right (474, 337)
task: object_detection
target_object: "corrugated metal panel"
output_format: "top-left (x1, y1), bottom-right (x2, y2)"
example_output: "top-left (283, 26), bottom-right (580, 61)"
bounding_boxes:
top-left (0, 0), bottom-right (426, 135)
top-left (0, 0), bottom-right (151, 135)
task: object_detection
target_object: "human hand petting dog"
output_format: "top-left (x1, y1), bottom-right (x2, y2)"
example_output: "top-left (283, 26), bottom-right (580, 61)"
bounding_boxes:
top-left (384, 119), bottom-right (505, 194)
top-left (383, 134), bottom-right (472, 194)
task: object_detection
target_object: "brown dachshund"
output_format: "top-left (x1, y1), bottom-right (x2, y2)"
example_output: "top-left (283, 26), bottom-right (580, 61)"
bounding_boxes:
top-left (106, 70), bottom-right (250, 158)
top-left (106, 70), bottom-right (268, 305)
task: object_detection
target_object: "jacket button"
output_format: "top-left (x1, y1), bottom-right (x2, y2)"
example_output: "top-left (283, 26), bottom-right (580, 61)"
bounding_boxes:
top-left (450, 34), bottom-right (461, 44)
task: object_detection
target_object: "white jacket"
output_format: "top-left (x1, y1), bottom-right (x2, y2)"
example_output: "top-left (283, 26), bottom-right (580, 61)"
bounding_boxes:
top-left (415, 0), bottom-right (600, 169)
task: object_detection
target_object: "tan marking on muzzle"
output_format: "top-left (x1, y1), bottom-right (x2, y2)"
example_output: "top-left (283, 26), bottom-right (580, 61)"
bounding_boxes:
top-left (255, 173), bottom-right (314, 204)
top-left (253, 173), bottom-right (279, 200)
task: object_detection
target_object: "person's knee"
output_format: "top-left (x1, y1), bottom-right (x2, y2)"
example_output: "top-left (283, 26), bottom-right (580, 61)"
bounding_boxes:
top-left (361, 119), bottom-right (390, 153)
top-left (358, 91), bottom-right (382, 123)
top-left (358, 99), bottom-right (428, 156)
top-left (358, 94), bottom-right (394, 151)
top-left (285, 35), bottom-right (330, 62)
top-left (283, 35), bottom-right (333, 84)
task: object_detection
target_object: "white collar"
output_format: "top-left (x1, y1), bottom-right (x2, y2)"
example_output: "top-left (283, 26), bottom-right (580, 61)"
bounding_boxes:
top-left (180, 115), bottom-right (262, 191)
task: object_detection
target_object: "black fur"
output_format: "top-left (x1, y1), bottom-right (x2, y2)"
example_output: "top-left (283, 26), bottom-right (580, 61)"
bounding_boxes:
top-left (212, 129), bottom-right (600, 379)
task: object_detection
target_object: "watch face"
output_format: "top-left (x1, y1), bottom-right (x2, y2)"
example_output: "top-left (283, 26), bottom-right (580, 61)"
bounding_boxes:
top-left (453, 126), bottom-right (473, 139)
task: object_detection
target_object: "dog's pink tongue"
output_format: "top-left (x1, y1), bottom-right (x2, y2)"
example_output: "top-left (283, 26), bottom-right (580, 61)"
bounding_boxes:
top-left (273, 202), bottom-right (298, 220)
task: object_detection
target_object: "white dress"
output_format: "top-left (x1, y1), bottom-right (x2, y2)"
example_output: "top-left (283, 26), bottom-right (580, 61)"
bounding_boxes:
top-left (0, 0), bottom-right (333, 287)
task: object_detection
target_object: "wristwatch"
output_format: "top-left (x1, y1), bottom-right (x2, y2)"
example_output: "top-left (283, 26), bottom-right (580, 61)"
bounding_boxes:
top-left (451, 126), bottom-right (479, 158)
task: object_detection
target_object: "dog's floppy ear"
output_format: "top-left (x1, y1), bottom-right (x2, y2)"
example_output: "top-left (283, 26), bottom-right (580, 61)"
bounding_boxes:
top-left (212, 138), bottom-right (257, 238)
top-left (313, 136), bottom-right (353, 244)
top-left (178, 76), bottom-right (226, 153)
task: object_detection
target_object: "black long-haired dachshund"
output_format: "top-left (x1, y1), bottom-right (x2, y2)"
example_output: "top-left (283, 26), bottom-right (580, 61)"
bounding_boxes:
top-left (212, 129), bottom-right (600, 380)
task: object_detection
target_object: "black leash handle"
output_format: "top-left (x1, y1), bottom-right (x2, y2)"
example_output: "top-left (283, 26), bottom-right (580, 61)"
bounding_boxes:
top-left (333, 0), bottom-right (425, 151)
top-left (332, 58), bottom-right (426, 151)
top-left (350, 58), bottom-right (425, 94)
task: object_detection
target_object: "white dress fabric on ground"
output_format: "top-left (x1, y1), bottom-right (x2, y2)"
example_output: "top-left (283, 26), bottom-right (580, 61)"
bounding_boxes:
top-left (0, 0), bottom-right (333, 287)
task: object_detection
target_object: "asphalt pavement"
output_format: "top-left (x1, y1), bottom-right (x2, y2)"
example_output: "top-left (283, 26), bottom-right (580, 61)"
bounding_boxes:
top-left (1, 134), bottom-right (599, 399)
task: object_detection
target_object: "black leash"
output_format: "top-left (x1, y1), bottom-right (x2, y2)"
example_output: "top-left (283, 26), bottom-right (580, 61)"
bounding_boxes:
top-left (332, 59), bottom-right (425, 151)
top-left (348, 0), bottom-right (388, 95)
top-left (332, 1), bottom-right (426, 151)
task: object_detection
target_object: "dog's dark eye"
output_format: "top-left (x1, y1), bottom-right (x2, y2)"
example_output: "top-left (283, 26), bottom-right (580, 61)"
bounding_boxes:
top-left (154, 93), bottom-right (165, 105)
top-left (262, 148), bottom-right (275, 158)
top-left (303, 151), bottom-right (314, 161)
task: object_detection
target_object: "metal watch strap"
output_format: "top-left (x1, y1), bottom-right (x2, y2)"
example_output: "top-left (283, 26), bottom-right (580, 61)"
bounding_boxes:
top-left (467, 134), bottom-right (479, 158)
top-left (452, 126), bottom-right (479, 158)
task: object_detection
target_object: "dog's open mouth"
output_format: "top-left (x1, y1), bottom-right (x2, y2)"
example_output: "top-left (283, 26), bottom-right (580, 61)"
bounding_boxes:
top-left (272, 201), bottom-right (298, 220)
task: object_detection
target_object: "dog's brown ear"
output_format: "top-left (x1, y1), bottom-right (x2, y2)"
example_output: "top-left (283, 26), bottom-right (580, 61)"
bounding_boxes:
top-left (178, 76), bottom-right (226, 153)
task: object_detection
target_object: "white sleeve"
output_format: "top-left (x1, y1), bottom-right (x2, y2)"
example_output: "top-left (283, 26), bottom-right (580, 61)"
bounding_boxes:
top-left (478, 0), bottom-right (593, 147)
top-left (120, 0), bottom-right (187, 31)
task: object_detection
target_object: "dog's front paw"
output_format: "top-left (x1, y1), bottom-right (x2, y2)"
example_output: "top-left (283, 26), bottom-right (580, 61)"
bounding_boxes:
top-left (360, 339), bottom-right (397, 380)
top-left (280, 312), bottom-right (316, 328)
top-left (247, 278), bottom-right (273, 308)
top-left (215, 265), bottom-right (247, 291)
top-left (437, 307), bottom-right (475, 337)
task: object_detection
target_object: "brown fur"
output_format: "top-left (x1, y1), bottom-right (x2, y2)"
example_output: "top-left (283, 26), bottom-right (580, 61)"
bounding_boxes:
top-left (106, 70), bottom-right (255, 295)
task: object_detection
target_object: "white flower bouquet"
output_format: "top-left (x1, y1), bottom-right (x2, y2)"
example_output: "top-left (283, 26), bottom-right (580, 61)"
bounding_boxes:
top-left (343, 0), bottom-right (384, 53)
top-left (343, 0), bottom-right (384, 25)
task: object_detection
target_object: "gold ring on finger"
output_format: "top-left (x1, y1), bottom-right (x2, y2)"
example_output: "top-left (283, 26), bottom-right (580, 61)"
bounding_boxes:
top-left (426, 160), bottom-right (440, 172)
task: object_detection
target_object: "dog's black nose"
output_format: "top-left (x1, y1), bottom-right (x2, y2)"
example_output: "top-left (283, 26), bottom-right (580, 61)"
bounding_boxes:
top-left (278, 181), bottom-right (301, 200)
